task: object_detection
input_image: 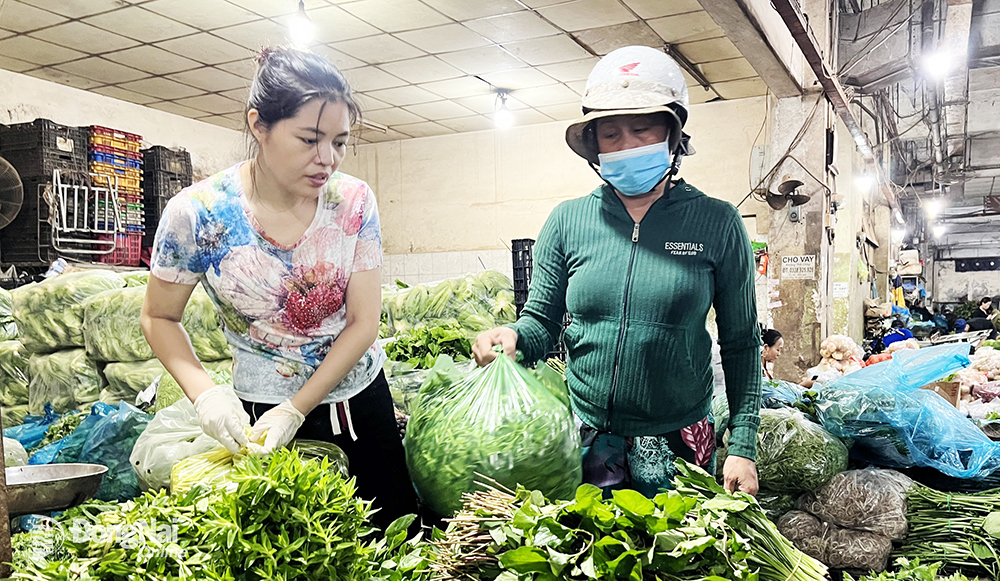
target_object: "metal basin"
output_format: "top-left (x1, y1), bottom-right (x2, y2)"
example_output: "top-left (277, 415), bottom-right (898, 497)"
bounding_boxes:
top-left (5, 464), bottom-right (108, 517)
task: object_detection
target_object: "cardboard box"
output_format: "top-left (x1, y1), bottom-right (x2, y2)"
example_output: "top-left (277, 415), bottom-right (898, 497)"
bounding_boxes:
top-left (921, 381), bottom-right (961, 407)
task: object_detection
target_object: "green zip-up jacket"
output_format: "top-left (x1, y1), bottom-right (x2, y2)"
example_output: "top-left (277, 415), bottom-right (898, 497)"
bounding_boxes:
top-left (511, 180), bottom-right (763, 460)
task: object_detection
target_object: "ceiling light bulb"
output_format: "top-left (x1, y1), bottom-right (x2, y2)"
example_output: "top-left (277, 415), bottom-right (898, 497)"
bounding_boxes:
top-left (290, 0), bottom-right (313, 48)
top-left (924, 199), bottom-right (941, 219)
top-left (855, 174), bottom-right (875, 191)
top-left (922, 49), bottom-right (953, 81)
top-left (494, 94), bottom-right (514, 129)
top-left (933, 225), bottom-right (946, 238)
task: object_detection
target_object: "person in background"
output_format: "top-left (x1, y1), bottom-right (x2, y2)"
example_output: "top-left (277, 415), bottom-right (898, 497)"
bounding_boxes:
top-left (141, 46), bottom-right (416, 529)
top-left (761, 329), bottom-right (783, 380)
top-left (971, 297), bottom-right (996, 320)
top-left (473, 46), bottom-right (762, 498)
top-left (968, 316), bottom-right (999, 340)
top-left (955, 318), bottom-right (969, 334)
top-left (882, 319), bottom-right (914, 349)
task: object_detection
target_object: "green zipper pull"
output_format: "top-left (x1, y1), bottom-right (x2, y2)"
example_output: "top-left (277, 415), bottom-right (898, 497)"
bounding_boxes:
top-left (632, 223), bottom-right (640, 243)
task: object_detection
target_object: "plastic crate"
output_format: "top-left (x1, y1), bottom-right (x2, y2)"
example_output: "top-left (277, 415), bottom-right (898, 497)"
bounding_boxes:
top-left (0, 177), bottom-right (57, 265)
top-left (97, 233), bottom-right (141, 266)
top-left (144, 171), bottom-right (187, 200)
top-left (511, 238), bottom-right (535, 315)
top-left (90, 126), bottom-right (142, 153)
top-left (142, 146), bottom-right (192, 180)
top-left (0, 120), bottom-right (89, 178)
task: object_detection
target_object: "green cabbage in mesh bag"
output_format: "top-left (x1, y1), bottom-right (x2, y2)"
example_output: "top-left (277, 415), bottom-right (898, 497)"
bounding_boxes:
top-left (83, 285), bottom-right (230, 362)
top-left (104, 358), bottom-right (232, 409)
top-left (13, 271), bottom-right (125, 353)
top-left (27, 349), bottom-right (104, 414)
top-left (122, 271), bottom-right (149, 287)
top-left (0, 340), bottom-right (29, 407)
top-left (405, 352), bottom-right (582, 516)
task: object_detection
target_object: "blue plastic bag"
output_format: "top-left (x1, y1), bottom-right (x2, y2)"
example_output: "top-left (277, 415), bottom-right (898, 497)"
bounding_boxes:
top-left (816, 344), bottom-right (1000, 479)
top-left (3, 403), bottom-right (58, 449)
top-left (762, 379), bottom-right (804, 409)
top-left (28, 403), bottom-right (113, 465)
top-left (78, 402), bottom-right (152, 501)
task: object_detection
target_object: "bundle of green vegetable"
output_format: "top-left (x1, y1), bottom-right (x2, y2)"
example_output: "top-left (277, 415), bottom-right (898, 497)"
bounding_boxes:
top-left (83, 285), bottom-right (230, 362)
top-left (0, 340), bottom-right (30, 406)
top-left (12, 270), bottom-right (125, 353)
top-left (152, 360), bottom-right (232, 412)
top-left (894, 484), bottom-right (1000, 577)
top-left (12, 448), bottom-right (379, 580)
top-left (383, 271), bottom-right (516, 336)
top-left (2, 404), bottom-right (28, 427)
top-left (385, 323), bottom-right (472, 369)
top-left (0, 287), bottom-right (16, 341)
top-left (432, 460), bottom-right (827, 581)
top-left (103, 358), bottom-right (231, 407)
top-left (122, 270), bottom-right (149, 287)
top-left (27, 349), bottom-right (104, 414)
top-left (26, 410), bottom-right (84, 454)
top-left (756, 408), bottom-right (849, 493)
top-left (851, 558), bottom-right (973, 581)
top-left (405, 352), bottom-right (581, 516)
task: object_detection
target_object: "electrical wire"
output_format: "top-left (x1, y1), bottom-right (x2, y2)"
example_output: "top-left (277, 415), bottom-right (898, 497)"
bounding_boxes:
top-left (748, 89), bottom-right (770, 191)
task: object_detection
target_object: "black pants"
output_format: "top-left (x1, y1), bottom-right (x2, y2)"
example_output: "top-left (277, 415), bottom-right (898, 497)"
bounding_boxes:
top-left (241, 371), bottom-right (418, 531)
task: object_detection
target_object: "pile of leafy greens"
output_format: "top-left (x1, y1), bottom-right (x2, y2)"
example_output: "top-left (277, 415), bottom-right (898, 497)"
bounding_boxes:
top-left (384, 323), bottom-right (472, 369)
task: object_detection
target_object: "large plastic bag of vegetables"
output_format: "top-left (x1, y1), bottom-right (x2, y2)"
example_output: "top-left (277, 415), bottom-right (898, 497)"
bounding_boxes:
top-left (0, 288), bottom-right (16, 341)
top-left (83, 285), bottom-right (230, 362)
top-left (4, 436), bottom-right (28, 467)
top-left (817, 343), bottom-right (1000, 479)
top-left (77, 401), bottom-right (152, 501)
top-left (762, 378), bottom-right (805, 409)
top-left (27, 349), bottom-right (103, 414)
top-left (756, 408), bottom-right (848, 493)
top-left (795, 468), bottom-right (912, 539)
top-left (383, 271), bottom-right (516, 336)
top-left (405, 351), bottom-right (581, 516)
top-left (778, 510), bottom-right (893, 572)
top-left (29, 404), bottom-right (111, 465)
top-left (151, 360), bottom-right (232, 413)
top-left (12, 270), bottom-right (125, 353)
top-left (0, 340), bottom-right (30, 407)
top-left (3, 404), bottom-right (59, 449)
top-left (131, 385), bottom-right (246, 491)
top-left (122, 271), bottom-right (149, 287)
top-left (2, 404), bottom-right (28, 427)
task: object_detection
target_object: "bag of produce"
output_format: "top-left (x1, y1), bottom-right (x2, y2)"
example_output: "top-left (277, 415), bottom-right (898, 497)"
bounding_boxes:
top-left (762, 378), bottom-right (804, 409)
top-left (757, 490), bottom-right (800, 522)
top-left (290, 439), bottom-right (350, 479)
top-left (817, 344), bottom-right (1000, 479)
top-left (131, 386), bottom-right (246, 491)
top-left (151, 360), bottom-right (232, 413)
top-left (973, 381), bottom-right (1000, 402)
top-left (405, 351), bottom-right (581, 516)
top-left (3, 404), bottom-right (59, 449)
top-left (26, 410), bottom-right (85, 463)
top-left (44, 403), bottom-right (115, 465)
top-left (0, 340), bottom-right (30, 407)
top-left (385, 358), bottom-right (477, 415)
top-left (27, 349), bottom-right (103, 414)
top-left (12, 271), bottom-right (125, 353)
top-left (0, 288), bottom-right (16, 341)
top-left (77, 401), bottom-right (152, 501)
top-left (122, 271), bottom-right (149, 287)
top-left (2, 404), bottom-right (29, 427)
top-left (795, 468), bottom-right (912, 539)
top-left (102, 359), bottom-right (166, 406)
top-left (0, 321), bottom-right (16, 342)
top-left (383, 271), bottom-right (516, 336)
top-left (778, 510), bottom-right (893, 572)
top-left (4, 436), bottom-right (28, 467)
top-left (756, 408), bottom-right (848, 493)
top-left (83, 285), bottom-right (230, 362)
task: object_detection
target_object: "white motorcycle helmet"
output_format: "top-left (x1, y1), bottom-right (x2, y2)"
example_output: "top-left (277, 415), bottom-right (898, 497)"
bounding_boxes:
top-left (565, 46), bottom-right (691, 166)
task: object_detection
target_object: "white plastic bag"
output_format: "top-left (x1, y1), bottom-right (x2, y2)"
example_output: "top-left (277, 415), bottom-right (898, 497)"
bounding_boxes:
top-left (4, 436), bottom-right (28, 467)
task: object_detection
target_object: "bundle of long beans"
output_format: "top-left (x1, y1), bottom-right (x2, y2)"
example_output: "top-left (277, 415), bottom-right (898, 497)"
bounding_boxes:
top-left (894, 484), bottom-right (1000, 577)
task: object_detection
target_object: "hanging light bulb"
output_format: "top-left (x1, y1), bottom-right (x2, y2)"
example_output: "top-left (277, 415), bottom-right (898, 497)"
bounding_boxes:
top-left (494, 91), bottom-right (514, 129)
top-left (289, 0), bottom-right (313, 48)
top-left (933, 224), bottom-right (946, 238)
top-left (924, 198), bottom-right (941, 219)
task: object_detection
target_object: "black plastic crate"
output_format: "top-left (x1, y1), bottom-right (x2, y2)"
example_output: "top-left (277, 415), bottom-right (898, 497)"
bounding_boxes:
top-left (1, 178), bottom-right (54, 265)
top-left (142, 195), bottom-right (170, 248)
top-left (0, 120), bottom-right (89, 179)
top-left (144, 171), bottom-right (188, 200)
top-left (512, 238), bottom-right (535, 316)
top-left (142, 146), bottom-right (192, 180)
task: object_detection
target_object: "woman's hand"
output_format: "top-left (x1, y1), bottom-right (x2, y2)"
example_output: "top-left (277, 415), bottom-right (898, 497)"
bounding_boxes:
top-left (723, 455), bottom-right (759, 495)
top-left (472, 327), bottom-right (518, 366)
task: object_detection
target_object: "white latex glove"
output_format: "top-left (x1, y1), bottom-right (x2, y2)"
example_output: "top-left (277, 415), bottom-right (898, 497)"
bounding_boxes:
top-left (193, 386), bottom-right (251, 454)
top-left (249, 400), bottom-right (306, 455)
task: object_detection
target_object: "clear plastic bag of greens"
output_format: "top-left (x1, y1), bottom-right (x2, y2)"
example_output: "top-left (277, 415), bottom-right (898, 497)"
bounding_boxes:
top-left (383, 271), bottom-right (515, 336)
top-left (151, 360), bottom-right (232, 413)
top-left (39, 403), bottom-right (114, 465)
top-left (756, 408), bottom-right (848, 493)
top-left (27, 349), bottom-right (103, 414)
top-left (131, 385), bottom-right (246, 491)
top-left (77, 402), bottom-right (152, 501)
top-left (816, 344), bottom-right (1000, 479)
top-left (291, 439), bottom-right (350, 479)
top-left (12, 270), bottom-right (125, 353)
top-left (795, 468), bottom-right (913, 540)
top-left (83, 285), bottom-right (230, 362)
top-left (4, 436), bottom-right (28, 467)
top-left (0, 340), bottom-right (30, 407)
top-left (122, 271), bottom-right (149, 287)
top-left (102, 359), bottom-right (167, 406)
top-left (0, 321), bottom-right (17, 342)
top-left (0, 287), bottom-right (12, 319)
top-left (405, 351), bottom-right (582, 516)
top-left (778, 510), bottom-right (893, 572)
top-left (2, 404), bottom-right (29, 427)
top-left (756, 490), bottom-right (799, 522)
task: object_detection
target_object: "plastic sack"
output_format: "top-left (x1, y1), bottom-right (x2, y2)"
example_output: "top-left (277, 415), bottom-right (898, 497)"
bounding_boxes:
top-left (83, 285), bottom-right (230, 362)
top-left (12, 270), bottom-right (125, 353)
top-left (0, 287), bottom-right (12, 319)
top-left (290, 439), bottom-right (350, 479)
top-left (756, 408), bottom-right (848, 493)
top-left (795, 468), bottom-right (912, 539)
top-left (973, 381), bottom-right (1000, 403)
top-left (816, 344), bottom-right (1000, 479)
top-left (151, 360), bottom-right (232, 413)
top-left (2, 404), bottom-right (29, 427)
top-left (383, 271), bottom-right (516, 336)
top-left (3, 404), bottom-right (60, 449)
top-left (131, 386), bottom-right (247, 491)
top-left (122, 271), bottom-right (149, 287)
top-left (778, 511), bottom-right (893, 572)
top-left (385, 362), bottom-right (431, 415)
top-left (805, 364), bottom-right (843, 387)
top-left (763, 379), bottom-right (805, 409)
top-left (102, 359), bottom-right (166, 406)
top-left (30, 404), bottom-right (113, 465)
top-left (0, 321), bottom-right (16, 342)
top-left (0, 340), bottom-right (30, 407)
top-left (405, 352), bottom-right (582, 516)
top-left (4, 436), bottom-right (28, 467)
top-left (77, 402), bottom-right (152, 501)
top-left (756, 490), bottom-right (799, 522)
top-left (964, 398), bottom-right (1000, 421)
top-left (27, 349), bottom-right (104, 414)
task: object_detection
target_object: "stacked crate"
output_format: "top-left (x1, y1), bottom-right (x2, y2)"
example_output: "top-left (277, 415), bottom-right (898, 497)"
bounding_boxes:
top-left (142, 146), bottom-right (193, 249)
top-left (0, 119), bottom-right (89, 265)
top-left (89, 126), bottom-right (144, 266)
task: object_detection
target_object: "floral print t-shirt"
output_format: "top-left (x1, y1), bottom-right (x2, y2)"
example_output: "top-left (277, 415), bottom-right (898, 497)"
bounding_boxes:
top-left (151, 163), bottom-right (386, 405)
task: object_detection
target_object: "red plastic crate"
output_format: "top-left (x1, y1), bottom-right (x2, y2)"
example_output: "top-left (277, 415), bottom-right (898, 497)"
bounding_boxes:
top-left (98, 233), bottom-right (141, 266)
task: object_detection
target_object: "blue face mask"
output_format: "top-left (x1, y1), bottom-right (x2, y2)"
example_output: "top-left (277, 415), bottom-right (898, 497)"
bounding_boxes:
top-left (598, 140), bottom-right (672, 197)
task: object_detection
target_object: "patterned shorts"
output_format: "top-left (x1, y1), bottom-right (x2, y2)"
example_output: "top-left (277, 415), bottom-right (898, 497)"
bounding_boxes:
top-left (580, 416), bottom-right (716, 498)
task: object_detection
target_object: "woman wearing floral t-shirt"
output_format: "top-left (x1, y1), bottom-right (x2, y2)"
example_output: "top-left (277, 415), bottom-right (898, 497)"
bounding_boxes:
top-left (141, 47), bottom-right (416, 528)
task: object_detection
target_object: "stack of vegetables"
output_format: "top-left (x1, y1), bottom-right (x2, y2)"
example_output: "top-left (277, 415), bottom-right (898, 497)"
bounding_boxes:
top-left (0, 286), bottom-right (17, 341)
top-left (382, 271), bottom-right (516, 337)
top-left (0, 339), bottom-right (30, 426)
top-left (82, 281), bottom-right (232, 405)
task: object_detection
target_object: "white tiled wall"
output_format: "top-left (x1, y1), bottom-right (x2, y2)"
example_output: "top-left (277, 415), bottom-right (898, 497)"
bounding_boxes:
top-left (381, 250), bottom-right (514, 286)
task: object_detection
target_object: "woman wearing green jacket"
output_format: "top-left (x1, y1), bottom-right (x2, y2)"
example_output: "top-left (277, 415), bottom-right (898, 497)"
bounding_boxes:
top-left (474, 46), bottom-right (762, 498)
